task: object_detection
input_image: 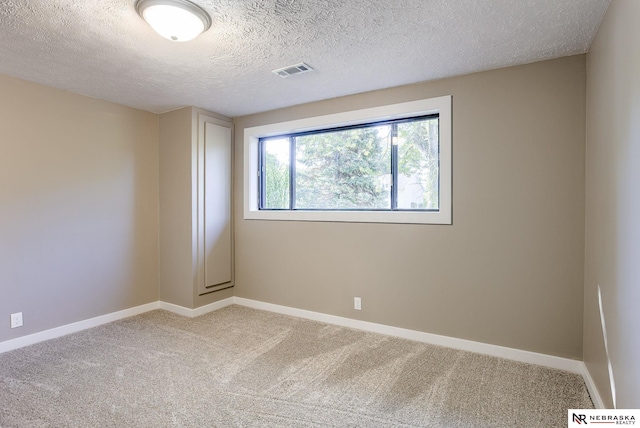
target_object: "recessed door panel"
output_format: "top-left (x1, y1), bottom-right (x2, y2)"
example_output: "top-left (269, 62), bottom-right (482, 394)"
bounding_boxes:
top-left (204, 122), bottom-right (232, 288)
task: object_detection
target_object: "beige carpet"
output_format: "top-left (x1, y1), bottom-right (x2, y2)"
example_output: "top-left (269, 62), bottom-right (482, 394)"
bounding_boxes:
top-left (0, 305), bottom-right (592, 427)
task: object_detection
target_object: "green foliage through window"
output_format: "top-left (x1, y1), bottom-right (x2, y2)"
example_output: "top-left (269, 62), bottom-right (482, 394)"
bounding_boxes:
top-left (259, 115), bottom-right (439, 211)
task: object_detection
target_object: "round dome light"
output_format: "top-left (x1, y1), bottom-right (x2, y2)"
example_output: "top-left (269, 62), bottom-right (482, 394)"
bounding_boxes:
top-left (135, 0), bottom-right (211, 42)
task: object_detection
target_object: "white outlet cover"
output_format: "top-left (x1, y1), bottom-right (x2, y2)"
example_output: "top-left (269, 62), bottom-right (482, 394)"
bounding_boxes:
top-left (10, 312), bottom-right (23, 328)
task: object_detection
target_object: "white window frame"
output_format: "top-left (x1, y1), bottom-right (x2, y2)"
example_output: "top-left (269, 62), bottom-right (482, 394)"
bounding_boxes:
top-left (243, 95), bottom-right (452, 224)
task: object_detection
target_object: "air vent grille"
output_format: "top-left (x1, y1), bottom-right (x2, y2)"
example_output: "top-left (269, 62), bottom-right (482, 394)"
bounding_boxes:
top-left (272, 63), bottom-right (314, 78)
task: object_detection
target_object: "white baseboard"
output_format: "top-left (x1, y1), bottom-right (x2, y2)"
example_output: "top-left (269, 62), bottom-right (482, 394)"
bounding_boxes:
top-left (159, 297), bottom-right (235, 318)
top-left (580, 362), bottom-right (606, 409)
top-left (0, 301), bottom-right (160, 354)
top-left (1, 296), bottom-right (597, 404)
top-left (0, 298), bottom-right (236, 354)
top-left (233, 297), bottom-right (584, 374)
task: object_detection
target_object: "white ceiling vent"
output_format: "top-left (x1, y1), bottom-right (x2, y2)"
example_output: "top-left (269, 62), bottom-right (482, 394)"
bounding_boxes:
top-left (272, 63), bottom-right (314, 78)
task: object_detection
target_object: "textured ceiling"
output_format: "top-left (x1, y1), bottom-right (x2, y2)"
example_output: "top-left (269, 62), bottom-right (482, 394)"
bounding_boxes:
top-left (0, 0), bottom-right (610, 117)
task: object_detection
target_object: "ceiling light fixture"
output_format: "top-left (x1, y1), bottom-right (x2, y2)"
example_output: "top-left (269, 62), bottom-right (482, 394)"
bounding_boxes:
top-left (135, 0), bottom-right (211, 42)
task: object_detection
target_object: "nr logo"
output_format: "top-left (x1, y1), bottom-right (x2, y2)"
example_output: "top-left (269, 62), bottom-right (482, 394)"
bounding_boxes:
top-left (573, 413), bottom-right (588, 424)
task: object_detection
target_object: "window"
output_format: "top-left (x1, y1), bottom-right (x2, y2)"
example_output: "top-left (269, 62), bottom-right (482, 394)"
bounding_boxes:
top-left (259, 115), bottom-right (439, 211)
top-left (244, 96), bottom-right (451, 224)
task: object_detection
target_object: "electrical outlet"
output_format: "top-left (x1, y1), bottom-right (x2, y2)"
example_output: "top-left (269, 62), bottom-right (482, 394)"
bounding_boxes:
top-left (10, 312), bottom-right (23, 328)
top-left (354, 297), bottom-right (362, 311)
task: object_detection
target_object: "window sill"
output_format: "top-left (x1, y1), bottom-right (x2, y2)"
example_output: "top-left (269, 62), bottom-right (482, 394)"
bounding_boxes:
top-left (245, 209), bottom-right (450, 225)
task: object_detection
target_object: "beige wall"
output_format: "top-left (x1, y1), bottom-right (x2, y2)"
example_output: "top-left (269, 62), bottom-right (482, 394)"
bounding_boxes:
top-left (0, 74), bottom-right (159, 342)
top-left (234, 55), bottom-right (587, 359)
top-left (159, 107), bottom-right (194, 308)
top-left (585, 0), bottom-right (640, 408)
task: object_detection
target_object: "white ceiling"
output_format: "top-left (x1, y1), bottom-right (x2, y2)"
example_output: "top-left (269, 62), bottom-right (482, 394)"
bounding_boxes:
top-left (0, 0), bottom-right (610, 117)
